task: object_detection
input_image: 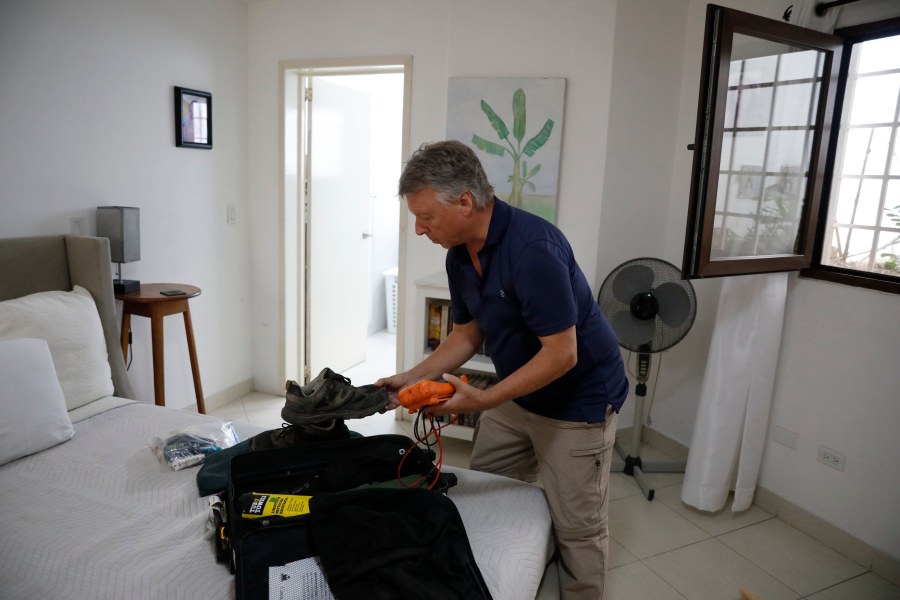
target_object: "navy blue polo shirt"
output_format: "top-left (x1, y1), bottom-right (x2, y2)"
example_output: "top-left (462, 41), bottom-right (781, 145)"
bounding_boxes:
top-left (446, 199), bottom-right (628, 422)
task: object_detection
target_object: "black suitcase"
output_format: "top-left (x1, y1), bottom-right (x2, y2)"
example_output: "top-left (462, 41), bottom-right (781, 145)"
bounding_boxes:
top-left (217, 434), bottom-right (474, 600)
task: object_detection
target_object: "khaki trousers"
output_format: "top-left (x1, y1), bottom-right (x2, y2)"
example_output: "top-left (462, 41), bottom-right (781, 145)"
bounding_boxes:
top-left (470, 401), bottom-right (618, 600)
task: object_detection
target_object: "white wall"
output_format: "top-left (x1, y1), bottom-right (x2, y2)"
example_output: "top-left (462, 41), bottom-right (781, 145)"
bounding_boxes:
top-left (245, 0), bottom-right (619, 387)
top-left (0, 0), bottom-right (252, 411)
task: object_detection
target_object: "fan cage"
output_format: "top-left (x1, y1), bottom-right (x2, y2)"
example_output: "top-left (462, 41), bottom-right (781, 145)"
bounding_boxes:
top-left (598, 257), bottom-right (697, 353)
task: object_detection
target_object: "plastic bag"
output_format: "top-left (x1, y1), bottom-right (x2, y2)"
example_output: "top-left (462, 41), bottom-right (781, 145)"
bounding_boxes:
top-left (150, 420), bottom-right (239, 471)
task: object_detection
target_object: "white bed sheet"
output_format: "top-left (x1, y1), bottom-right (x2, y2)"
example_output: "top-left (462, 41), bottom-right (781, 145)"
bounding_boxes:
top-left (0, 400), bottom-right (554, 600)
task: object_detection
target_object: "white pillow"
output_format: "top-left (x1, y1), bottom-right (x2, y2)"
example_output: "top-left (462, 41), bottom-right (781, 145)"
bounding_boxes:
top-left (0, 285), bottom-right (114, 410)
top-left (0, 338), bottom-right (75, 466)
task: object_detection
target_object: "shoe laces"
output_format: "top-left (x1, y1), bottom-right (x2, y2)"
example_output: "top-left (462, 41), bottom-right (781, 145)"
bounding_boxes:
top-left (276, 420), bottom-right (337, 437)
top-left (325, 371), bottom-right (352, 386)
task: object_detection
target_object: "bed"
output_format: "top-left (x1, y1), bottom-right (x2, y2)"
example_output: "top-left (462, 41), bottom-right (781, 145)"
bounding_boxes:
top-left (0, 235), bottom-right (555, 600)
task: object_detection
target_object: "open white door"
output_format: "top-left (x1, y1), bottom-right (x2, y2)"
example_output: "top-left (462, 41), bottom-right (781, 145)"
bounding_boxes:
top-left (306, 77), bottom-right (371, 375)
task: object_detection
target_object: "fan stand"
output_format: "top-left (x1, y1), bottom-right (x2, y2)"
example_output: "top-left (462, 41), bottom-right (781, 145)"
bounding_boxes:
top-left (613, 352), bottom-right (685, 501)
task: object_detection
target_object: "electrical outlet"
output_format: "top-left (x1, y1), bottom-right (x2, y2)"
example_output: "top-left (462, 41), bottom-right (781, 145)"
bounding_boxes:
top-left (817, 445), bottom-right (846, 471)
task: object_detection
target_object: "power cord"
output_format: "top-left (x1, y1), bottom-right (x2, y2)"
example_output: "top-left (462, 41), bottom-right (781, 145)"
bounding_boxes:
top-left (398, 410), bottom-right (461, 490)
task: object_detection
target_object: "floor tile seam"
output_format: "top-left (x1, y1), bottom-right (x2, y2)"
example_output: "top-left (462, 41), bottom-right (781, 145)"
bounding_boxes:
top-left (635, 549), bottom-right (699, 600)
top-left (616, 493), bottom-right (715, 540)
top-left (802, 569), bottom-right (882, 599)
top-left (722, 518), bottom-right (871, 576)
top-left (626, 535), bottom-right (717, 563)
top-left (688, 512), bottom-right (778, 537)
top-left (713, 531), bottom-right (853, 598)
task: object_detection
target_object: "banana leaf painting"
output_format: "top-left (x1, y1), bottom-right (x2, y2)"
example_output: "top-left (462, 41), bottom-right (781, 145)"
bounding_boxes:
top-left (447, 78), bottom-right (566, 223)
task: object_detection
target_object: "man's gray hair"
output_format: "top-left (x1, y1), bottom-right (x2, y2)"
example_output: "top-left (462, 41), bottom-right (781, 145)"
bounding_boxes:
top-left (398, 140), bottom-right (495, 208)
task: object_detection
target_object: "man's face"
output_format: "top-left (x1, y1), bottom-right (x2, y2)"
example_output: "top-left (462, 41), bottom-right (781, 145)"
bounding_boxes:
top-left (406, 187), bottom-right (467, 249)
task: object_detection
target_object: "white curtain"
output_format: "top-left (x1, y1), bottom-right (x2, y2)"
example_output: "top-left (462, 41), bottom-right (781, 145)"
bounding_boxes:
top-left (681, 273), bottom-right (788, 512)
top-left (681, 1), bottom-right (839, 513)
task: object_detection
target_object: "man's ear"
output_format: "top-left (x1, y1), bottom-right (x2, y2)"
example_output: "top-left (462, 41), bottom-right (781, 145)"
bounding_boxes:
top-left (458, 190), bottom-right (476, 215)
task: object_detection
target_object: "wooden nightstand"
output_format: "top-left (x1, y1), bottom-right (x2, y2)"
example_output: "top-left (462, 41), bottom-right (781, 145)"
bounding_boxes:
top-left (116, 283), bottom-right (205, 413)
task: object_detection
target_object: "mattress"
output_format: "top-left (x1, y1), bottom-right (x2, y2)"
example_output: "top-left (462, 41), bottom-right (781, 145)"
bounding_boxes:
top-left (0, 400), bottom-right (554, 599)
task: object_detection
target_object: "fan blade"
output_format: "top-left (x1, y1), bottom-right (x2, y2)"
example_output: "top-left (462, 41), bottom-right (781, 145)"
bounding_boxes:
top-left (611, 310), bottom-right (656, 348)
top-left (611, 264), bottom-right (655, 305)
top-left (654, 282), bottom-right (693, 328)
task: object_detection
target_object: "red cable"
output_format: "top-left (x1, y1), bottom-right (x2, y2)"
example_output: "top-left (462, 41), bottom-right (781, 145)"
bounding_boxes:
top-left (398, 413), bottom-right (459, 490)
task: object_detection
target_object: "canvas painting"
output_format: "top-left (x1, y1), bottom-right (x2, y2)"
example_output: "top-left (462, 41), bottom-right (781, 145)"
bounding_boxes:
top-left (447, 77), bottom-right (566, 223)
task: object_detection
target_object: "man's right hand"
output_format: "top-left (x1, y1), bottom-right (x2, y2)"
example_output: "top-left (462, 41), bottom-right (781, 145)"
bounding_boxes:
top-left (374, 372), bottom-right (417, 411)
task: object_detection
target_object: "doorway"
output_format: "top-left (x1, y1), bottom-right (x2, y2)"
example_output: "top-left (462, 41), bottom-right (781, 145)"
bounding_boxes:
top-left (281, 58), bottom-right (410, 385)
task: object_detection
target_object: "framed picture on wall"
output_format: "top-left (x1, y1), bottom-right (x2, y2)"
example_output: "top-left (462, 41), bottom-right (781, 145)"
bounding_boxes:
top-left (446, 77), bottom-right (566, 224)
top-left (174, 86), bottom-right (212, 149)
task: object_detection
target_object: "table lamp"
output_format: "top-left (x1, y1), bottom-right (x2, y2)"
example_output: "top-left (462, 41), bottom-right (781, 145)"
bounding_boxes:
top-left (96, 206), bottom-right (141, 294)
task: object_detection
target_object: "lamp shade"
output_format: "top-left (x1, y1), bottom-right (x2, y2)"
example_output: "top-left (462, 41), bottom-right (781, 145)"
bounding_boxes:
top-left (96, 206), bottom-right (140, 263)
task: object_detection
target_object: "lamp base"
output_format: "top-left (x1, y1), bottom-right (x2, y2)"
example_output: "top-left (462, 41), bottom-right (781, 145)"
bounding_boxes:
top-left (113, 279), bottom-right (141, 294)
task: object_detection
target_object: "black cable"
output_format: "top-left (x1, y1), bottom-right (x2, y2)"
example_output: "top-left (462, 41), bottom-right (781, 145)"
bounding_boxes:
top-left (126, 331), bottom-right (133, 370)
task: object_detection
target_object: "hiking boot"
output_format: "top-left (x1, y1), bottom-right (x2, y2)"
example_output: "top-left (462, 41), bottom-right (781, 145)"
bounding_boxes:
top-left (281, 367), bottom-right (389, 425)
top-left (249, 419), bottom-right (351, 452)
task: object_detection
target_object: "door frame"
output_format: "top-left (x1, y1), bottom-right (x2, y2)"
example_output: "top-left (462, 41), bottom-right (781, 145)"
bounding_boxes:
top-left (278, 56), bottom-right (412, 384)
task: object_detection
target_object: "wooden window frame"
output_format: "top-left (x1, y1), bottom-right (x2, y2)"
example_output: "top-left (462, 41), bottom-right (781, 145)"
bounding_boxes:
top-left (683, 5), bottom-right (843, 278)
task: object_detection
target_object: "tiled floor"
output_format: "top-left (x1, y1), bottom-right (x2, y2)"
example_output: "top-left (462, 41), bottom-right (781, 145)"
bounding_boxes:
top-left (210, 331), bottom-right (899, 600)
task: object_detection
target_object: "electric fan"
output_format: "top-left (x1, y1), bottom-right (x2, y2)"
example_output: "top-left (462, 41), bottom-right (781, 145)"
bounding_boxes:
top-left (598, 257), bottom-right (696, 500)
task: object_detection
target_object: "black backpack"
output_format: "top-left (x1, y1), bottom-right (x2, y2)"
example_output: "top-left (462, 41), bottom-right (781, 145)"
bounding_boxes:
top-left (215, 434), bottom-right (492, 600)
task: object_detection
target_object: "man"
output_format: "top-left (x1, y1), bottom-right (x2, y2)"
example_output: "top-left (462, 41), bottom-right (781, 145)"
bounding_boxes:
top-left (376, 140), bottom-right (628, 600)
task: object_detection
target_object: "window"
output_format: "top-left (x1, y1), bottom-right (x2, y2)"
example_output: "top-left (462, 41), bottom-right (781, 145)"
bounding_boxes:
top-left (683, 5), bottom-right (900, 294)
top-left (805, 18), bottom-right (900, 293)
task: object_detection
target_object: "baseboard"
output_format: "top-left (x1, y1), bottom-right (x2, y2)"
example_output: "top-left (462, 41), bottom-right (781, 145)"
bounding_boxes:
top-left (753, 486), bottom-right (900, 587)
top-left (619, 425), bottom-right (900, 586)
top-left (202, 378), bottom-right (254, 413)
top-left (616, 425), bottom-right (689, 463)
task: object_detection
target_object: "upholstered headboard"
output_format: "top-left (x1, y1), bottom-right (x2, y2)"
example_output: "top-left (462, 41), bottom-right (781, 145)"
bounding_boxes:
top-left (0, 235), bottom-right (135, 399)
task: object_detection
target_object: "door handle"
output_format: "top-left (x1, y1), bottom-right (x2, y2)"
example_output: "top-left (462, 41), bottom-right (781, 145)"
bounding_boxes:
top-left (362, 232), bottom-right (374, 239)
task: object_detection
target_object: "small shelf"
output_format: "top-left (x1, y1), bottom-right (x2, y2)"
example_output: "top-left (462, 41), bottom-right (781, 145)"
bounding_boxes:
top-left (424, 349), bottom-right (495, 375)
top-left (437, 423), bottom-right (474, 442)
top-left (407, 272), bottom-right (497, 443)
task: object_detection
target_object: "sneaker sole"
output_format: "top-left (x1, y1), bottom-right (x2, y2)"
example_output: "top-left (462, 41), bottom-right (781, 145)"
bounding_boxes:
top-left (281, 396), bottom-right (389, 425)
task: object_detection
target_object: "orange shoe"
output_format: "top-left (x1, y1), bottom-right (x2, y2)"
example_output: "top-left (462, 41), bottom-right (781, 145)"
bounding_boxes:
top-left (398, 375), bottom-right (469, 413)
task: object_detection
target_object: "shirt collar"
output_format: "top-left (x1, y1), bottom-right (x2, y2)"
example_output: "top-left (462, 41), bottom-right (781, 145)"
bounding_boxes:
top-left (448, 197), bottom-right (510, 268)
top-left (482, 197), bottom-right (510, 251)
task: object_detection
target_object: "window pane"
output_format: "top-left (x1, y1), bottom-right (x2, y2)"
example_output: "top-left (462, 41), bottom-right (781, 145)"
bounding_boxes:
top-left (857, 35), bottom-right (900, 73)
top-left (826, 226), bottom-right (875, 269)
top-left (892, 127), bottom-right (900, 175)
top-left (737, 51), bottom-right (778, 85)
top-left (834, 178), bottom-right (882, 226)
top-left (720, 132), bottom-right (734, 169)
top-left (735, 166), bottom-right (764, 205)
top-left (778, 49), bottom-right (822, 81)
top-left (766, 129), bottom-right (809, 173)
top-left (876, 231), bottom-right (900, 275)
top-left (713, 215), bottom-right (759, 258)
top-left (730, 131), bottom-right (767, 168)
top-left (772, 81), bottom-right (818, 127)
top-left (840, 127), bottom-right (891, 175)
top-left (848, 73), bottom-right (900, 125)
top-left (735, 86), bottom-right (773, 128)
top-left (885, 180), bottom-right (900, 224)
